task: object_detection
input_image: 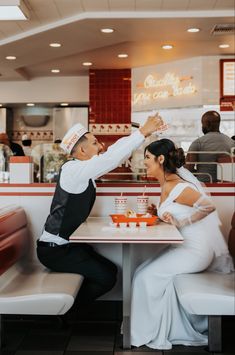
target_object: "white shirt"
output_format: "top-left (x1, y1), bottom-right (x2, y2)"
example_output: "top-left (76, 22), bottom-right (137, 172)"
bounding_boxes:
top-left (40, 130), bottom-right (145, 244)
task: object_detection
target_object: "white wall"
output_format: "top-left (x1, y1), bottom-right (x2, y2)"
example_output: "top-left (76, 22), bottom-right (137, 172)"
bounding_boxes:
top-left (0, 76), bottom-right (89, 103)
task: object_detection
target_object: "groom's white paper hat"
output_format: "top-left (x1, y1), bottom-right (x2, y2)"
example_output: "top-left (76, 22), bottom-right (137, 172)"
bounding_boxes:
top-left (60, 123), bottom-right (88, 154)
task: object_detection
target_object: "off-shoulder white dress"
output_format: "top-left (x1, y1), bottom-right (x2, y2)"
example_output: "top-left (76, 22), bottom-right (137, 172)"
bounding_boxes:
top-left (131, 182), bottom-right (232, 350)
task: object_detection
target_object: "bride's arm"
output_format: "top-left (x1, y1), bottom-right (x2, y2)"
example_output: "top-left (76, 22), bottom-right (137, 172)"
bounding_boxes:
top-left (162, 187), bottom-right (216, 228)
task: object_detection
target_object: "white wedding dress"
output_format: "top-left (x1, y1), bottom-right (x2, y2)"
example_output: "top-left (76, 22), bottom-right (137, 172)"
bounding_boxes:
top-left (131, 182), bottom-right (233, 350)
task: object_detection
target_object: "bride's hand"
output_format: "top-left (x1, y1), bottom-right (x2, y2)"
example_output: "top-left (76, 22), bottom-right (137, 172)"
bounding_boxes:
top-left (147, 203), bottom-right (157, 216)
top-left (162, 212), bottom-right (176, 225)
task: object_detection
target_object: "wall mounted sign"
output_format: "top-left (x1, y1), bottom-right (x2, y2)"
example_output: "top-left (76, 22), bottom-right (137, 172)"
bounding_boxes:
top-left (132, 58), bottom-right (202, 111)
top-left (133, 72), bottom-right (196, 105)
top-left (220, 59), bottom-right (235, 111)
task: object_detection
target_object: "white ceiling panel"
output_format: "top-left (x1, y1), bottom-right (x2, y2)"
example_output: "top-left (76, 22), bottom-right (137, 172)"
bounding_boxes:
top-left (0, 22), bottom-right (22, 37)
top-left (28, 0), bottom-right (61, 23)
top-left (162, 0), bottom-right (190, 10)
top-left (54, 0), bottom-right (84, 17)
top-left (15, 14), bottom-right (41, 32)
top-left (187, 0), bottom-right (217, 10)
top-left (82, 0), bottom-right (110, 11)
top-left (108, 0), bottom-right (136, 11)
top-left (214, 0), bottom-right (235, 9)
top-left (135, 0), bottom-right (163, 11)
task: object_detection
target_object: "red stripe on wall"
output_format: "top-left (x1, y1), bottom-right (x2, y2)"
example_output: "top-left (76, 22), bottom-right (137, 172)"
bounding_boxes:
top-left (0, 183), bottom-right (55, 187)
top-left (96, 192), bottom-right (235, 197)
top-left (97, 192), bottom-right (161, 196)
top-left (0, 192), bottom-right (234, 197)
top-left (0, 183), bottom-right (234, 188)
top-left (0, 192), bottom-right (54, 196)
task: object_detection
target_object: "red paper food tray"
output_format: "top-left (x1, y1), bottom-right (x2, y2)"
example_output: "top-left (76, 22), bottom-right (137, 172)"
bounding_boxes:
top-left (110, 214), bottom-right (158, 226)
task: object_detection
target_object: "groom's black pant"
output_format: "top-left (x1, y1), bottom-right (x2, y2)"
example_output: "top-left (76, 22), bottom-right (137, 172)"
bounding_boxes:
top-left (37, 242), bottom-right (117, 303)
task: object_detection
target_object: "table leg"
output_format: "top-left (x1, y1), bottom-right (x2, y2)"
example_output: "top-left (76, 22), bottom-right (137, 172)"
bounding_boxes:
top-left (122, 243), bottom-right (131, 349)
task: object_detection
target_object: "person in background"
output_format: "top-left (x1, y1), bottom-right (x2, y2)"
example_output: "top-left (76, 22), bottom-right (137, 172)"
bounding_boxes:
top-left (37, 115), bottom-right (167, 304)
top-left (0, 132), bottom-right (25, 156)
top-left (186, 111), bottom-right (234, 182)
top-left (131, 138), bottom-right (233, 350)
top-left (21, 134), bottom-right (32, 156)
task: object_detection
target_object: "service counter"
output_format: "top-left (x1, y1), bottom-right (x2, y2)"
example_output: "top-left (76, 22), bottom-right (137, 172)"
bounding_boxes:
top-left (0, 181), bottom-right (234, 299)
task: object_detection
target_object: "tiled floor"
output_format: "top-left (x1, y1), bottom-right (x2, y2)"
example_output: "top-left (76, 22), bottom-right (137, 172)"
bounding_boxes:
top-left (1, 302), bottom-right (234, 355)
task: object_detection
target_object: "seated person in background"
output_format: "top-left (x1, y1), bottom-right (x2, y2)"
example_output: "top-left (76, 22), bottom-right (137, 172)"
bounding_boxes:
top-left (185, 111), bottom-right (234, 182)
top-left (21, 134), bottom-right (32, 156)
top-left (131, 138), bottom-right (233, 350)
top-left (0, 132), bottom-right (25, 156)
top-left (37, 115), bottom-right (166, 305)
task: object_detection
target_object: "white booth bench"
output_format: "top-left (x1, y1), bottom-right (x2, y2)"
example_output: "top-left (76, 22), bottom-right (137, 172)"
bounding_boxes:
top-left (0, 207), bottom-right (83, 348)
top-left (175, 213), bottom-right (235, 352)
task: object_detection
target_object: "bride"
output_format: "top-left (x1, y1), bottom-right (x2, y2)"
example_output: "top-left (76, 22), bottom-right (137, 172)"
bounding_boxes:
top-left (131, 138), bottom-right (233, 350)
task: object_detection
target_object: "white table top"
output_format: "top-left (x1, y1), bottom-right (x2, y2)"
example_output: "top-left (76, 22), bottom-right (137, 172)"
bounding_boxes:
top-left (70, 217), bottom-right (183, 244)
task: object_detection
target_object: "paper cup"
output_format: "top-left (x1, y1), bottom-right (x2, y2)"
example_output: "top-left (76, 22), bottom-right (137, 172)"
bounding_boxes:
top-left (115, 197), bottom-right (127, 214)
top-left (137, 196), bottom-right (149, 214)
top-left (129, 222), bottom-right (137, 228)
top-left (139, 221), bottom-right (147, 228)
top-left (119, 222), bottom-right (127, 228)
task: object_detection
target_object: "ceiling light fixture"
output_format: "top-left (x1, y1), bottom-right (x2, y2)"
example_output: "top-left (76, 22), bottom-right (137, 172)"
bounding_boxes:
top-left (219, 44), bottom-right (230, 48)
top-left (0, 0), bottom-right (29, 20)
top-left (101, 28), bottom-right (114, 33)
top-left (6, 56), bottom-right (16, 60)
top-left (26, 103), bottom-right (35, 107)
top-left (161, 45), bottom-right (173, 50)
top-left (50, 43), bottom-right (61, 47)
top-left (82, 62), bottom-right (93, 66)
top-left (60, 103), bottom-right (69, 106)
top-left (187, 28), bottom-right (200, 33)
top-left (51, 69), bottom-right (60, 73)
top-left (118, 53), bottom-right (128, 58)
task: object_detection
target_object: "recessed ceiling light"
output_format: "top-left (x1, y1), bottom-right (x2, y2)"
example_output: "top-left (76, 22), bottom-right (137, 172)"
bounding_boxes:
top-left (6, 56), bottom-right (16, 60)
top-left (60, 103), bottom-right (69, 106)
top-left (161, 45), bottom-right (173, 50)
top-left (118, 53), bottom-right (128, 58)
top-left (187, 28), bottom-right (200, 33)
top-left (51, 69), bottom-right (60, 73)
top-left (101, 28), bottom-right (114, 33)
top-left (82, 62), bottom-right (93, 66)
top-left (26, 103), bottom-right (35, 107)
top-left (49, 43), bottom-right (61, 47)
top-left (219, 44), bottom-right (230, 48)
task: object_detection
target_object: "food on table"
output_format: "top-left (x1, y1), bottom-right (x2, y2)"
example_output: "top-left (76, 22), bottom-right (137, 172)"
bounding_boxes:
top-left (141, 212), bottom-right (152, 218)
top-left (126, 209), bottom-right (137, 218)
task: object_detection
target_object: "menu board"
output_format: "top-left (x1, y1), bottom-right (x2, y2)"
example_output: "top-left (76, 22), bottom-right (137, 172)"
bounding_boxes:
top-left (220, 59), bottom-right (235, 97)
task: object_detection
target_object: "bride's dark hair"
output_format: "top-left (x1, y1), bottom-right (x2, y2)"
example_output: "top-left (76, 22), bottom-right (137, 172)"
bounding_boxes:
top-left (145, 138), bottom-right (185, 173)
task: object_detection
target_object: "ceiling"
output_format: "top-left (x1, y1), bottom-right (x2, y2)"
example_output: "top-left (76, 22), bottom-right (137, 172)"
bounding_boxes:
top-left (0, 0), bottom-right (234, 81)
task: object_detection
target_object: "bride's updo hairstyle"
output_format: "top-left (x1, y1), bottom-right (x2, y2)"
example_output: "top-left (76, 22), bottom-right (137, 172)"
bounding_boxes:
top-left (145, 138), bottom-right (185, 173)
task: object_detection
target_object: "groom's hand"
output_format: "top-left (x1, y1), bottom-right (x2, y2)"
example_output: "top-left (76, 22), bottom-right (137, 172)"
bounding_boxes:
top-left (139, 114), bottom-right (165, 137)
